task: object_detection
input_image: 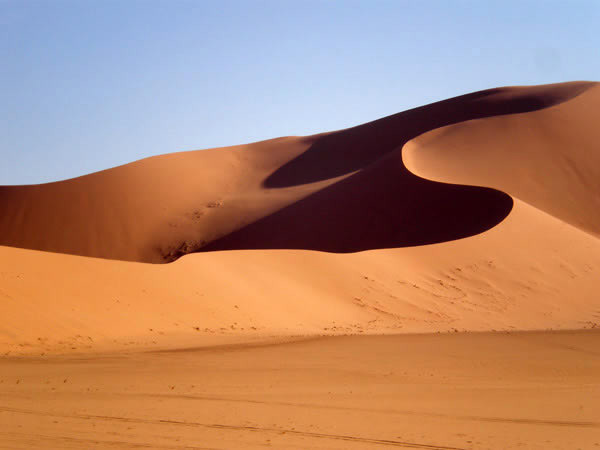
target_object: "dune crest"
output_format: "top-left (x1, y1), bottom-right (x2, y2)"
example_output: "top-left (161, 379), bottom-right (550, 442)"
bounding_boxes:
top-left (0, 81), bottom-right (596, 262)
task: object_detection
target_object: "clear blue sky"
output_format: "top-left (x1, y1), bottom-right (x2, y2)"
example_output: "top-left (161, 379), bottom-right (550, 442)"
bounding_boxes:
top-left (2, 0), bottom-right (599, 185)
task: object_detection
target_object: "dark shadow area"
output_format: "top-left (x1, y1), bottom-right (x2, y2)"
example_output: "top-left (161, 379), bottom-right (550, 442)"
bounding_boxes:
top-left (201, 149), bottom-right (513, 253)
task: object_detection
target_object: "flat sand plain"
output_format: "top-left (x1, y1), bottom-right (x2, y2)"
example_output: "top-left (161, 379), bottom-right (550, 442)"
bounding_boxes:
top-left (1, 331), bottom-right (599, 449)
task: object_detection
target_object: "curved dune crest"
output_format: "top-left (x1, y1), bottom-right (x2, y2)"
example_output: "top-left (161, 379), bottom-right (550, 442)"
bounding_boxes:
top-left (404, 82), bottom-right (600, 237)
top-left (265, 81), bottom-right (593, 187)
top-left (0, 81), bottom-right (596, 262)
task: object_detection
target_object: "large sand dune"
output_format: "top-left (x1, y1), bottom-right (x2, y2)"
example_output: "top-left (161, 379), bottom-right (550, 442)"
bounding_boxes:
top-left (1, 81), bottom-right (600, 449)
top-left (0, 81), bottom-right (595, 261)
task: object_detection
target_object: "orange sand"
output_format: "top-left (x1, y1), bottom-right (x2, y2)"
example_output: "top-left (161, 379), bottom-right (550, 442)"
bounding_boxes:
top-left (1, 81), bottom-right (599, 449)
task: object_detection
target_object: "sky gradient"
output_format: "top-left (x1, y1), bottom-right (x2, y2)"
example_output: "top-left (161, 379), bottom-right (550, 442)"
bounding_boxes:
top-left (2, 0), bottom-right (599, 185)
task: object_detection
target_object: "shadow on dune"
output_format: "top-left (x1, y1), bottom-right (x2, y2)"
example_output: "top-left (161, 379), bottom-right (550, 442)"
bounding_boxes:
top-left (265, 82), bottom-right (593, 188)
top-left (203, 152), bottom-right (514, 252)
top-left (201, 82), bottom-right (593, 253)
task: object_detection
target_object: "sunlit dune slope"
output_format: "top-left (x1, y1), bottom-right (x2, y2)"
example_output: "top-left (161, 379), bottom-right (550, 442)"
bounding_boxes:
top-left (0, 81), bottom-right (595, 262)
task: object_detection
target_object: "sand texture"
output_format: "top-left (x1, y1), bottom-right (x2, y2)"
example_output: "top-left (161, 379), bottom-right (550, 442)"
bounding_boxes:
top-left (2, 332), bottom-right (600, 449)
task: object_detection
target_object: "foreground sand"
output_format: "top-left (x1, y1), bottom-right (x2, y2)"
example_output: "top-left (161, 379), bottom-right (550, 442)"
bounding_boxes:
top-left (1, 331), bottom-right (599, 449)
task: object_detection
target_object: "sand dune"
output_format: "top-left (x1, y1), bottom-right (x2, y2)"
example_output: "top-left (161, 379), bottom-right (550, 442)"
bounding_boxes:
top-left (0, 81), bottom-right (595, 261)
top-left (1, 81), bottom-right (600, 448)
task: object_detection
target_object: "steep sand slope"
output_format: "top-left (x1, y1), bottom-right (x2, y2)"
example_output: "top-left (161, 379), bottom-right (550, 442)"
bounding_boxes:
top-left (0, 82), bottom-right (595, 262)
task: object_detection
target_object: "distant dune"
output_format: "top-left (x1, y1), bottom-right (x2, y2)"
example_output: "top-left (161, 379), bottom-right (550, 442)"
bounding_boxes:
top-left (1, 81), bottom-right (600, 356)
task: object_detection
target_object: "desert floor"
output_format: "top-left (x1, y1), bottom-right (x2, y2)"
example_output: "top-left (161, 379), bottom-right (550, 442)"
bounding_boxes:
top-left (1, 330), bottom-right (599, 450)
